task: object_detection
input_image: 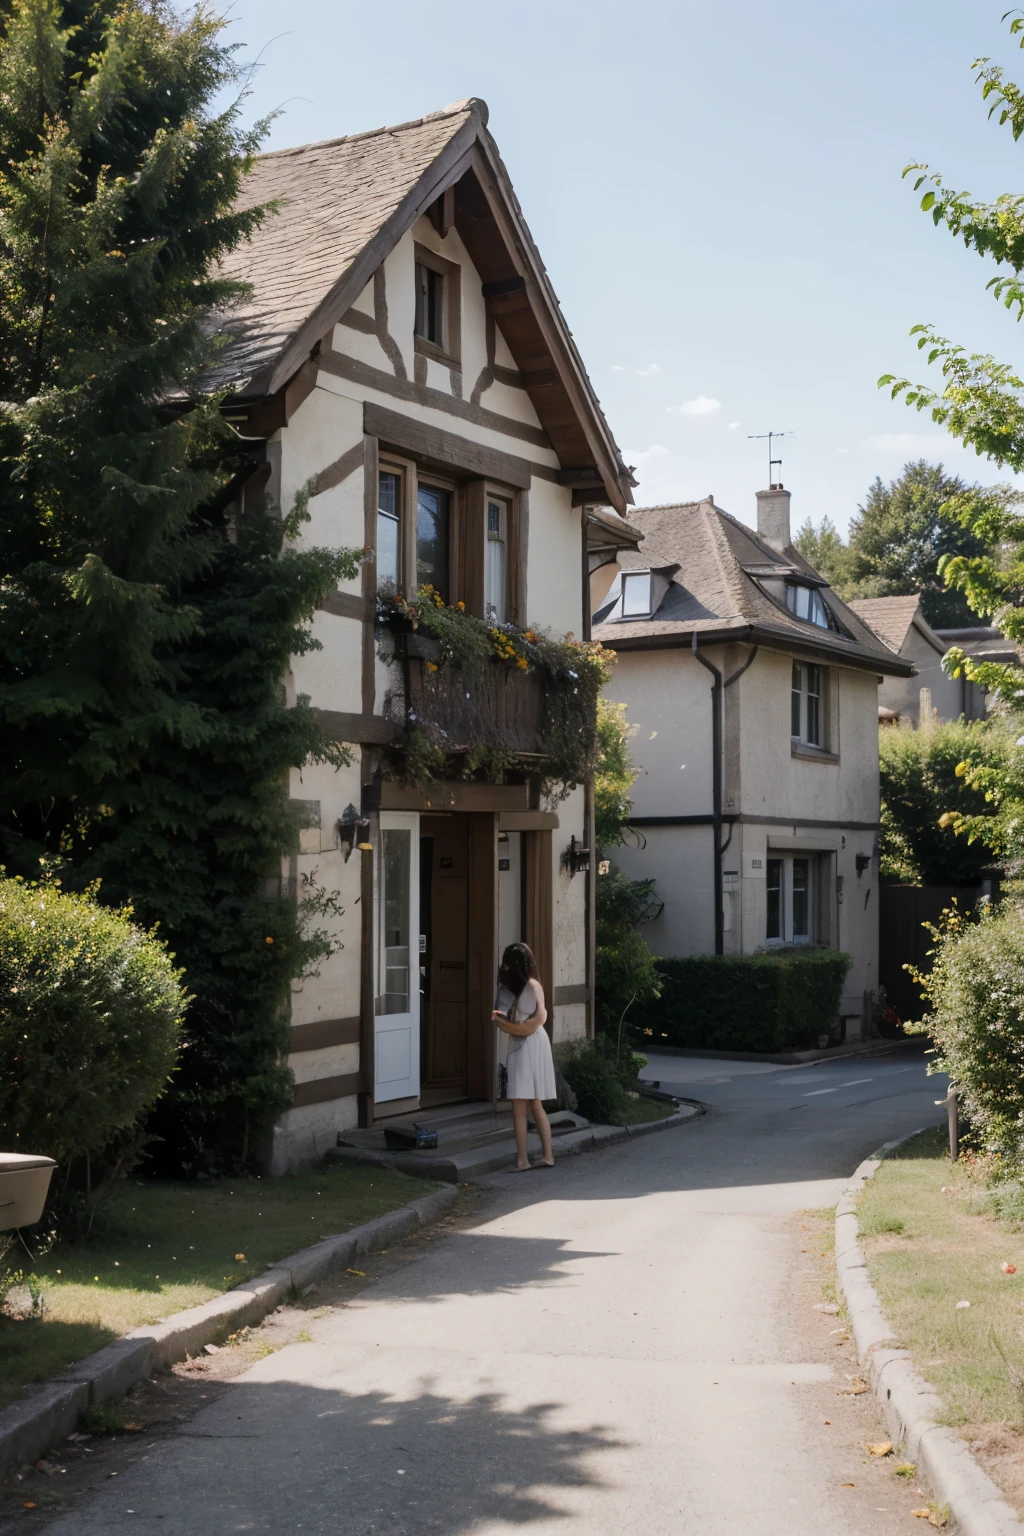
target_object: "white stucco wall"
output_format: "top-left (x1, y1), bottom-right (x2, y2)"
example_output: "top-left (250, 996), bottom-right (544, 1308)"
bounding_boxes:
top-left (599, 637), bottom-right (884, 1031)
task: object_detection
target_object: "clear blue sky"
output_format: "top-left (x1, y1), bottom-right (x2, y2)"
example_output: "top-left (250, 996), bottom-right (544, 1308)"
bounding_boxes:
top-left (226, 0), bottom-right (1024, 536)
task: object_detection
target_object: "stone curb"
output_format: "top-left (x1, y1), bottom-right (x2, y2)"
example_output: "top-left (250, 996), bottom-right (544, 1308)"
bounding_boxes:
top-left (0, 1185), bottom-right (460, 1479)
top-left (836, 1133), bottom-right (1024, 1536)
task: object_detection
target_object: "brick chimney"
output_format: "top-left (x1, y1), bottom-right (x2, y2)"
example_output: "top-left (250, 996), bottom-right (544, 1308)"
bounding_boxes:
top-left (756, 485), bottom-right (792, 551)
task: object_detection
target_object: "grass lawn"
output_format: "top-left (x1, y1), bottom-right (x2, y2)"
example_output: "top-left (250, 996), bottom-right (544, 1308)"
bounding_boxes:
top-left (617, 1094), bottom-right (676, 1125)
top-left (0, 1162), bottom-right (439, 1410)
top-left (858, 1127), bottom-right (1024, 1429)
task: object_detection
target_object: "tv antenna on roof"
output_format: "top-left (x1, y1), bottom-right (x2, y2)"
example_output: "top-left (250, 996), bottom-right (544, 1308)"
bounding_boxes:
top-left (747, 430), bottom-right (793, 487)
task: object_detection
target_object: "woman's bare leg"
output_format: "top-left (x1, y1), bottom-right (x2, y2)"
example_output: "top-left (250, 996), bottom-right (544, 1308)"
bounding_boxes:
top-left (531, 1100), bottom-right (554, 1165)
top-left (512, 1099), bottom-right (530, 1169)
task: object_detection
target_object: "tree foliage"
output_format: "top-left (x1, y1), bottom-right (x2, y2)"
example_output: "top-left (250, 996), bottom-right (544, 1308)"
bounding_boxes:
top-left (875, 11), bottom-right (1024, 887)
top-left (593, 700), bottom-right (638, 851)
top-left (0, 0), bottom-right (359, 1173)
top-left (794, 461), bottom-right (995, 626)
top-left (879, 718), bottom-right (1007, 885)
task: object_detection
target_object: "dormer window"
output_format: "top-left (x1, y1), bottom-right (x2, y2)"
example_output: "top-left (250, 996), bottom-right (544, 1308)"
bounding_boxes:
top-left (785, 582), bottom-right (829, 628)
top-left (621, 570), bottom-right (654, 618)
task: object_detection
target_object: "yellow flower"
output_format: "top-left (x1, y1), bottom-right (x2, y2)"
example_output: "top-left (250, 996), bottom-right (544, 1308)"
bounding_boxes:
top-left (456, 601), bottom-right (465, 611)
top-left (426, 661), bottom-right (438, 672)
top-left (517, 658), bottom-right (528, 670)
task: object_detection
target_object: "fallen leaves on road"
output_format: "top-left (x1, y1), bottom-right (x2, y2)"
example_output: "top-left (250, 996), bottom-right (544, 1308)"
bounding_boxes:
top-left (346, 1268), bottom-right (366, 1277)
top-left (839, 1482), bottom-right (855, 1488)
top-left (867, 1441), bottom-right (893, 1457)
top-left (1002, 1262), bottom-right (1017, 1275)
top-left (837, 1379), bottom-right (869, 1395)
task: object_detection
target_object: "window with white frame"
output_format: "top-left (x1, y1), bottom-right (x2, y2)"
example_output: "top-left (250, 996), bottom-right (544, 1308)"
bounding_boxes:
top-left (377, 468), bottom-right (402, 594)
top-left (791, 660), bottom-right (824, 749)
top-left (765, 855), bottom-right (814, 944)
top-left (485, 496), bottom-right (508, 622)
top-left (620, 569), bottom-right (653, 618)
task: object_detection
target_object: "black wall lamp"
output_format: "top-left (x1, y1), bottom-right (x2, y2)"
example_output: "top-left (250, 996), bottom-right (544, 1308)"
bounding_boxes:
top-left (855, 853), bottom-right (871, 877)
top-left (338, 803), bottom-right (372, 862)
top-left (566, 834), bottom-right (591, 878)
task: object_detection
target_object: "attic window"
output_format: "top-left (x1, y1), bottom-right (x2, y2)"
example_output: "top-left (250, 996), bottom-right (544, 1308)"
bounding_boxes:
top-left (621, 570), bottom-right (654, 618)
top-left (414, 263), bottom-right (444, 347)
top-left (785, 582), bottom-right (829, 629)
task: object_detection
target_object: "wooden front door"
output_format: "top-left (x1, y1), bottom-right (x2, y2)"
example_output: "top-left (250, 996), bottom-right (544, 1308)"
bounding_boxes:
top-left (420, 815), bottom-right (471, 1098)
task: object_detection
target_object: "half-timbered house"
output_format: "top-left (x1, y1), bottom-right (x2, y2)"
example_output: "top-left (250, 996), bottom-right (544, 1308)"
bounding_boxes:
top-left (214, 99), bottom-right (636, 1169)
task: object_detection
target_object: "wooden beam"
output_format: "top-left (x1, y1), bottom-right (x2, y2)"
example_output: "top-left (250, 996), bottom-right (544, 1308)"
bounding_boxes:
top-left (556, 467), bottom-right (601, 488)
top-left (290, 1016), bottom-right (361, 1054)
top-left (363, 402), bottom-right (532, 490)
top-left (317, 591), bottom-right (367, 622)
top-left (481, 275), bottom-right (526, 298)
top-left (314, 710), bottom-right (398, 746)
top-left (292, 1072), bottom-right (361, 1109)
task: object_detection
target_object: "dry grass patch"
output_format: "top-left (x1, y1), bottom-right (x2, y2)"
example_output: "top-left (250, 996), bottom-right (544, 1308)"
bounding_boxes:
top-left (859, 1127), bottom-right (1024, 1433)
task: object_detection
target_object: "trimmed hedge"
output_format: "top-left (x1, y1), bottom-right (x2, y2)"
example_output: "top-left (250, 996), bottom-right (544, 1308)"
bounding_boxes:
top-left (641, 948), bottom-right (853, 1053)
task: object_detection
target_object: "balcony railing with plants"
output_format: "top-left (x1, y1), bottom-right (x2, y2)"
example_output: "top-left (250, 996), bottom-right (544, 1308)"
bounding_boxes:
top-left (377, 587), bottom-right (612, 797)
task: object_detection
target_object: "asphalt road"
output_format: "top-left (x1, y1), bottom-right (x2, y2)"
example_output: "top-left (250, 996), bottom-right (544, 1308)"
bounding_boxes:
top-left (46, 1042), bottom-right (948, 1535)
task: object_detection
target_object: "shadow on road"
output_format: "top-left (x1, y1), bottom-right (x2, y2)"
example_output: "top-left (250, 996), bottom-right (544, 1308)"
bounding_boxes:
top-left (50, 1376), bottom-right (630, 1534)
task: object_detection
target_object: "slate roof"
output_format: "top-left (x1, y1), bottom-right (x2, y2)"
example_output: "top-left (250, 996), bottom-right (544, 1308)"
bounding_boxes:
top-left (211, 103), bottom-right (477, 395)
top-left (846, 595), bottom-right (924, 654)
top-left (592, 498), bottom-right (913, 676)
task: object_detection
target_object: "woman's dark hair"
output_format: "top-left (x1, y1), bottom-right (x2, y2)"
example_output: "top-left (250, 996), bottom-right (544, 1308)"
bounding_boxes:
top-left (500, 942), bottom-right (539, 1004)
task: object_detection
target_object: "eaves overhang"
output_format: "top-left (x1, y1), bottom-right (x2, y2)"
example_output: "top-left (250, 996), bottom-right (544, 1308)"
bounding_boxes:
top-left (600, 621), bottom-right (916, 678)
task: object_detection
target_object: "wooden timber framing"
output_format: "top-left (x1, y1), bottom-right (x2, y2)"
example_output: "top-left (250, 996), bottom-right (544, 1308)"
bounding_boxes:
top-left (290, 1016), bottom-right (361, 1054)
top-left (317, 591), bottom-right (367, 622)
top-left (311, 441), bottom-right (363, 498)
top-left (314, 710), bottom-right (398, 747)
top-left (363, 402), bottom-right (532, 489)
top-left (292, 1071), bottom-right (361, 1109)
top-left (361, 435), bottom-right (378, 717)
top-left (320, 349), bottom-right (550, 450)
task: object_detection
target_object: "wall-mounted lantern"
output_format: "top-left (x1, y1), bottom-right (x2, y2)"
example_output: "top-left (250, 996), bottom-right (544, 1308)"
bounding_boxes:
top-left (337, 804), bottom-right (371, 863)
top-left (566, 834), bottom-right (591, 878)
top-left (855, 853), bottom-right (871, 877)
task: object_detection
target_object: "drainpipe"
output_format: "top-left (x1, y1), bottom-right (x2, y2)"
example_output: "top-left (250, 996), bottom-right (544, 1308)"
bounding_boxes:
top-left (691, 636), bottom-right (759, 956)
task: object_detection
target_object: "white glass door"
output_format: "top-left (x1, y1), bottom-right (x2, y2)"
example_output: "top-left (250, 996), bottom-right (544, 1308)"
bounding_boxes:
top-left (374, 813), bottom-right (420, 1103)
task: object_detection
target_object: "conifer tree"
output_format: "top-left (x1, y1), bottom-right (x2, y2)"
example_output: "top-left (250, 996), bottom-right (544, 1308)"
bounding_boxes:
top-left (0, 0), bottom-right (359, 1170)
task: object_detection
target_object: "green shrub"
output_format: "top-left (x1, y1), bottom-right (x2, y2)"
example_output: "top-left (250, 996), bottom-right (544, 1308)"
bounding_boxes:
top-left (642, 949), bottom-right (853, 1053)
top-left (0, 875), bottom-right (184, 1177)
top-left (560, 1041), bottom-right (627, 1124)
top-left (907, 900), bottom-right (1024, 1161)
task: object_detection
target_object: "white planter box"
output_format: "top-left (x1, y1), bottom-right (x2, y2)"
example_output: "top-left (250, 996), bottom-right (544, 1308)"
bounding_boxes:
top-left (0, 1154), bottom-right (56, 1230)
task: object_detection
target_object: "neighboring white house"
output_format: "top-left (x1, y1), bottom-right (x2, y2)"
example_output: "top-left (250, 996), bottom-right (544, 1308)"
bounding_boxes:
top-left (592, 486), bottom-right (913, 1038)
top-left (846, 595), bottom-right (993, 724)
top-left (213, 99), bottom-right (636, 1170)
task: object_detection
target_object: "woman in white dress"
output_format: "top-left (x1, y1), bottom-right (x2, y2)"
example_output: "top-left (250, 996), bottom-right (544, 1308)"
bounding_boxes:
top-left (492, 942), bottom-right (556, 1171)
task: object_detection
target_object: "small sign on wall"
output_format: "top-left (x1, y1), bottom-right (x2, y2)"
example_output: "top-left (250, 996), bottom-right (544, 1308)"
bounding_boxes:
top-left (743, 853), bottom-right (766, 879)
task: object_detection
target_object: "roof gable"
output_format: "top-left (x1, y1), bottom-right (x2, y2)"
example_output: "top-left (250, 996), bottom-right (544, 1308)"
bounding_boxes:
top-left (846, 595), bottom-right (924, 654)
top-left (213, 99), bottom-right (632, 510)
